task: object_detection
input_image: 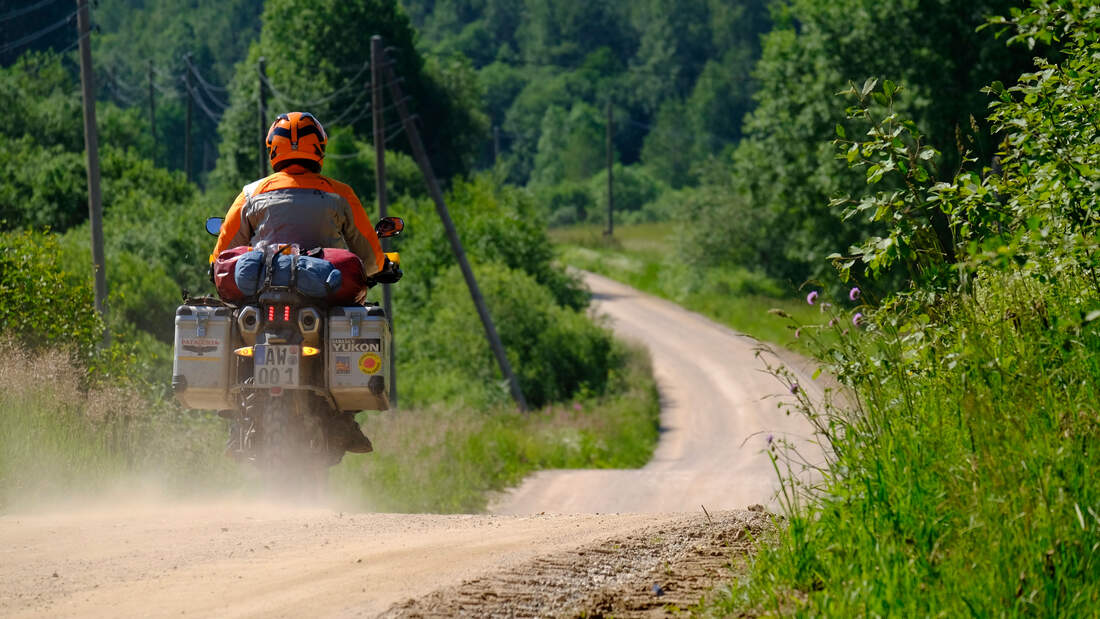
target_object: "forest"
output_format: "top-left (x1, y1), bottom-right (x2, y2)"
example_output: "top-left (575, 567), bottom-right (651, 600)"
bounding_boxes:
top-left (3, 0), bottom-right (1100, 613)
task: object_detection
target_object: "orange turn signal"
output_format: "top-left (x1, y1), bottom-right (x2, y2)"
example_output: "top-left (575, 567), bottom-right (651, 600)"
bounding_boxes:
top-left (302, 346), bottom-right (320, 356)
top-left (234, 346), bottom-right (254, 357)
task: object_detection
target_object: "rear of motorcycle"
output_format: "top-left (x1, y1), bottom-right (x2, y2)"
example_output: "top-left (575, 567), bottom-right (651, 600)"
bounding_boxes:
top-left (175, 293), bottom-right (392, 491)
top-left (176, 217), bottom-right (402, 491)
top-left (231, 288), bottom-right (338, 488)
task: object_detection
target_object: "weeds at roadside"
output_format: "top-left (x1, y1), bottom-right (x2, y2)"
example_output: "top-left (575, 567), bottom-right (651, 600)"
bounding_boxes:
top-left (329, 343), bottom-right (661, 513)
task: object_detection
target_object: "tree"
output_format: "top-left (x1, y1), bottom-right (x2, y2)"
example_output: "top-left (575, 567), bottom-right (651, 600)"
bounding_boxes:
top-left (691, 0), bottom-right (1038, 286)
top-left (211, 0), bottom-right (487, 190)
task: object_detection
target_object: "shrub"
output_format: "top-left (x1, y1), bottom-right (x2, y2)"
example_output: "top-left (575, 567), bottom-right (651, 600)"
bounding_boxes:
top-left (401, 263), bottom-right (619, 408)
top-left (0, 230), bottom-right (103, 357)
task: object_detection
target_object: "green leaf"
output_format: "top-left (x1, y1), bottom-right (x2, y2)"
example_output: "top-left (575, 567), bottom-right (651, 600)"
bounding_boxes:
top-left (836, 123), bottom-right (846, 139)
top-left (861, 77), bottom-right (878, 97)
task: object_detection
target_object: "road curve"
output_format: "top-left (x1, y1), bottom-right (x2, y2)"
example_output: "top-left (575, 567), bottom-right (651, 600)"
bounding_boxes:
top-left (493, 271), bottom-right (823, 515)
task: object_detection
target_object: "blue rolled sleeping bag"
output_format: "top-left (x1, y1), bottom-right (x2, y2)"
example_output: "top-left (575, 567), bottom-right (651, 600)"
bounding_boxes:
top-left (234, 251), bottom-right (342, 298)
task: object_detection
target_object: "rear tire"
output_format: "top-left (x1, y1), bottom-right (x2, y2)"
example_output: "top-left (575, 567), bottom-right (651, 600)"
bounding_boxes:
top-left (251, 394), bottom-right (329, 496)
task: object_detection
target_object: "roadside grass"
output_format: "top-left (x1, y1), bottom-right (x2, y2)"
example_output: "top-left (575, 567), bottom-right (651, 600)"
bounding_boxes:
top-left (550, 224), bottom-right (829, 355)
top-left (1, 340), bottom-right (659, 515)
top-left (0, 343), bottom-right (239, 510)
top-left (329, 342), bottom-right (660, 513)
top-left (705, 271), bottom-right (1100, 615)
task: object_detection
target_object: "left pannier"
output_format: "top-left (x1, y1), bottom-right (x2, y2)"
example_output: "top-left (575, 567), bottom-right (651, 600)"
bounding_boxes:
top-left (172, 304), bottom-right (234, 410)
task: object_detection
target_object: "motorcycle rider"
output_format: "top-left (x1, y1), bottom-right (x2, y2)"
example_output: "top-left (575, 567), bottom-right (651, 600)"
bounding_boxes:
top-left (209, 111), bottom-right (392, 454)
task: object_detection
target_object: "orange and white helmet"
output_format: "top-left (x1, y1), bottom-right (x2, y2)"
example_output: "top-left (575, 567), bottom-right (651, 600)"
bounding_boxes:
top-left (266, 112), bottom-right (327, 170)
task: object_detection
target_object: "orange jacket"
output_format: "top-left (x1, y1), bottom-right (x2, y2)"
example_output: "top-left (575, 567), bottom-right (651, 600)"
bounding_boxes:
top-left (209, 166), bottom-right (385, 275)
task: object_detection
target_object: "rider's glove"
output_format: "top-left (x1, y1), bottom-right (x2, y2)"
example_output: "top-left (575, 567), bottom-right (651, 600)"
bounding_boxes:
top-left (372, 256), bottom-right (403, 285)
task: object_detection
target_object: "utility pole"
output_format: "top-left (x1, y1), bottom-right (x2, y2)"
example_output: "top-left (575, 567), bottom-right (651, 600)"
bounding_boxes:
top-left (76, 0), bottom-right (108, 330)
top-left (492, 125), bottom-right (500, 166)
top-left (147, 59), bottom-right (156, 166)
top-left (257, 57), bottom-right (268, 179)
top-left (606, 100), bottom-right (614, 237)
top-left (382, 49), bottom-right (529, 413)
top-left (184, 53), bottom-right (193, 183)
top-left (371, 36), bottom-right (397, 409)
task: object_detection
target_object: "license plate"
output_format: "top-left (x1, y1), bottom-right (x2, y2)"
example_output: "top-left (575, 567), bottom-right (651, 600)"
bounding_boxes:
top-left (253, 344), bottom-right (300, 387)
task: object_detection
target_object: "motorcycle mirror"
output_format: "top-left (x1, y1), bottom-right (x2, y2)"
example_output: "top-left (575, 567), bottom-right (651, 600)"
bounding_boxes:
top-left (375, 216), bottom-right (404, 238)
top-left (205, 217), bottom-right (224, 237)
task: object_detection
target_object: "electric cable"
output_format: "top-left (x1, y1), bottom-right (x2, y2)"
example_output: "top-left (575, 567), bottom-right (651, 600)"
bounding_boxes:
top-left (323, 87), bottom-right (372, 126)
top-left (0, 7), bottom-right (79, 56)
top-left (261, 59), bottom-right (372, 108)
top-left (0, 0), bottom-right (61, 24)
top-left (188, 62), bottom-right (228, 93)
top-left (183, 77), bottom-right (225, 123)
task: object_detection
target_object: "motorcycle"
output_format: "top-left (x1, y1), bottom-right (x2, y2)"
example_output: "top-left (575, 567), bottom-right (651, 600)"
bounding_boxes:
top-left (171, 216), bottom-right (404, 486)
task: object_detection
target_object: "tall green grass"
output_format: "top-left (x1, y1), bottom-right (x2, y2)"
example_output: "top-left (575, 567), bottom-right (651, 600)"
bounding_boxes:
top-left (330, 343), bottom-right (660, 513)
top-left (0, 341), bottom-right (659, 514)
top-left (551, 223), bottom-right (827, 354)
top-left (0, 343), bottom-right (239, 509)
top-left (708, 270), bottom-right (1100, 615)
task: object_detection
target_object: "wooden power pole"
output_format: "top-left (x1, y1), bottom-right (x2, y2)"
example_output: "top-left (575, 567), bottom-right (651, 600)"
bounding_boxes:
top-left (76, 0), bottom-right (108, 329)
top-left (381, 46), bottom-right (528, 412)
top-left (257, 57), bottom-right (268, 179)
top-left (606, 100), bottom-right (614, 237)
top-left (370, 36), bottom-right (397, 408)
top-left (147, 59), bottom-right (156, 166)
top-left (184, 53), bottom-right (193, 183)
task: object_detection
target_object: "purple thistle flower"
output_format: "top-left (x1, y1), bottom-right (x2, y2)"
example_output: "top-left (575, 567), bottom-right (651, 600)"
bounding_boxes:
top-left (766, 434), bottom-right (774, 445)
top-left (806, 290), bottom-right (818, 305)
top-left (828, 317), bottom-right (838, 327)
top-left (789, 383), bottom-right (799, 395)
top-left (573, 402), bottom-right (582, 411)
top-left (849, 287), bottom-right (861, 301)
top-left (853, 313), bottom-right (863, 326)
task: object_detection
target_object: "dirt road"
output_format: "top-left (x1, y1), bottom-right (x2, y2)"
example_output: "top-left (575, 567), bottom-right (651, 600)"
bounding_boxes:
top-left (494, 272), bottom-right (822, 515)
top-left (0, 273), bottom-right (822, 617)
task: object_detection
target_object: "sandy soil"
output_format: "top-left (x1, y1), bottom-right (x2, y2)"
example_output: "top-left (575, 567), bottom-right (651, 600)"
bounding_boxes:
top-left (0, 272), bottom-right (823, 617)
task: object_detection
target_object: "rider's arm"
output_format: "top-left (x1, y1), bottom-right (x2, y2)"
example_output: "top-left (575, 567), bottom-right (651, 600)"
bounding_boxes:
top-left (331, 181), bottom-right (385, 275)
top-left (208, 191), bottom-right (252, 262)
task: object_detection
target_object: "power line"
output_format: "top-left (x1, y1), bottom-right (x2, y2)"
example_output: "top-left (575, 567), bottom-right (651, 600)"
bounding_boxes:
top-left (0, 0), bottom-right (61, 24)
top-left (324, 120), bottom-right (407, 160)
top-left (261, 60), bottom-right (373, 108)
top-left (183, 77), bottom-right (224, 124)
top-left (0, 6), bottom-right (79, 56)
top-left (188, 62), bottom-right (228, 93)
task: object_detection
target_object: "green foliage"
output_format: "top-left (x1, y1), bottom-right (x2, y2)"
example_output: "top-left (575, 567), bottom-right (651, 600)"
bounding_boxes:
top-left (331, 344), bottom-right (659, 513)
top-left (397, 174), bottom-right (589, 312)
top-left (530, 103), bottom-right (606, 186)
top-left (212, 0), bottom-right (488, 190)
top-left (716, 2), bottom-right (1100, 614)
top-left (322, 127), bottom-right (426, 205)
top-left (690, 0), bottom-right (1036, 288)
top-left (0, 231), bottom-right (104, 357)
top-left (92, 0), bottom-right (265, 177)
top-left (402, 263), bottom-right (618, 408)
top-left (552, 223), bottom-right (822, 354)
top-left (0, 345), bottom-right (239, 508)
top-left (587, 163), bottom-right (667, 225)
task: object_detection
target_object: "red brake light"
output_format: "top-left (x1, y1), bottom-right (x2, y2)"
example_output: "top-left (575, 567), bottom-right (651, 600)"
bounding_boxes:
top-left (267, 306), bottom-right (275, 322)
top-left (284, 305), bottom-right (291, 321)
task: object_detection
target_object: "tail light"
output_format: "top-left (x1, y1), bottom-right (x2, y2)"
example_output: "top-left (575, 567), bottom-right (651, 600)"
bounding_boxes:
top-left (264, 305), bottom-right (295, 323)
